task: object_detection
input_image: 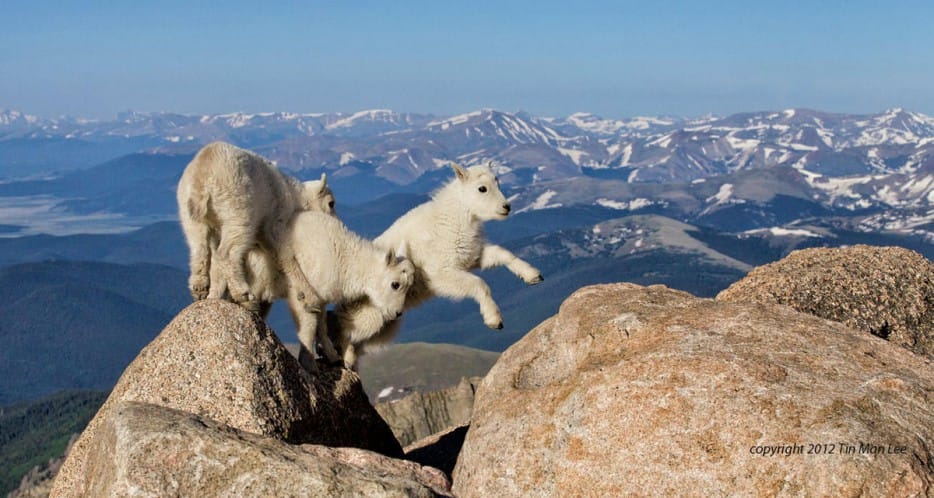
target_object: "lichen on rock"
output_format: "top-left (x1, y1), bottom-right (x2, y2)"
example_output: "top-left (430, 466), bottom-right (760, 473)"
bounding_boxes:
top-left (718, 245), bottom-right (934, 357)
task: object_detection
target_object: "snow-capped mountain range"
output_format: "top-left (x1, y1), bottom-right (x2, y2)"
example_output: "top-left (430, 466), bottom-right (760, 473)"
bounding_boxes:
top-left (1, 106), bottom-right (932, 241)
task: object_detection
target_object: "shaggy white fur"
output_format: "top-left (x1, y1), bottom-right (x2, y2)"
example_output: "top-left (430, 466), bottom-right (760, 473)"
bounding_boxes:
top-left (333, 162), bottom-right (543, 368)
top-left (176, 141), bottom-right (334, 314)
top-left (248, 210), bottom-right (415, 371)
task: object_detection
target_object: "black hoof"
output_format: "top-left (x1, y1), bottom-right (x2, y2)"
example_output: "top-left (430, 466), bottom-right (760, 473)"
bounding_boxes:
top-left (190, 286), bottom-right (209, 301)
top-left (325, 359), bottom-right (345, 368)
top-left (238, 300), bottom-right (262, 315)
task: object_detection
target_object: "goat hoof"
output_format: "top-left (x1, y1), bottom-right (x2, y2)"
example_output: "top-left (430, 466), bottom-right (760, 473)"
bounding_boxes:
top-left (189, 278), bottom-right (210, 300)
top-left (233, 291), bottom-right (256, 304)
top-left (527, 274), bottom-right (544, 285)
top-left (488, 321), bottom-right (504, 330)
top-left (301, 358), bottom-right (319, 373)
top-left (238, 299), bottom-right (262, 315)
top-left (303, 303), bottom-right (322, 314)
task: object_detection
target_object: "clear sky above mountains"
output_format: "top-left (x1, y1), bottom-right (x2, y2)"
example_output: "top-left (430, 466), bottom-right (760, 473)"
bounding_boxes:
top-left (2, 0), bottom-right (933, 119)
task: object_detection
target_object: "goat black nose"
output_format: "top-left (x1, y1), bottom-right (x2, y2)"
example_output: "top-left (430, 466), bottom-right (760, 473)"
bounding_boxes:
top-left (503, 203), bottom-right (511, 213)
top-left (396, 311), bottom-right (403, 318)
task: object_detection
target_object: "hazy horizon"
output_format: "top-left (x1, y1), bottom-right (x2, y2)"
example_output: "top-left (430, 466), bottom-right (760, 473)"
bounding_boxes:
top-left (2, 105), bottom-right (931, 124)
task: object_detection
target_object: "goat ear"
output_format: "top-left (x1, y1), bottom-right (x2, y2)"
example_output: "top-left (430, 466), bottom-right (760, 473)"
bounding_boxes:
top-left (450, 162), bottom-right (468, 182)
top-left (384, 249), bottom-right (396, 266)
top-left (319, 172), bottom-right (327, 186)
top-left (395, 240), bottom-right (408, 260)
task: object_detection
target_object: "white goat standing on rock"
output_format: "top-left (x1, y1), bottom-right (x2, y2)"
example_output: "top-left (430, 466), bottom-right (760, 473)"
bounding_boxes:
top-left (176, 141), bottom-right (334, 315)
top-left (246, 211), bottom-right (415, 371)
top-left (332, 161), bottom-right (544, 368)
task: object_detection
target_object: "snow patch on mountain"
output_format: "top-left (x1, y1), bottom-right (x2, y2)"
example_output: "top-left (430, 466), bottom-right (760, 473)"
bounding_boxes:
top-left (563, 113), bottom-right (675, 136)
top-left (858, 209), bottom-right (934, 242)
top-left (596, 197), bottom-right (655, 211)
top-left (558, 147), bottom-right (587, 165)
top-left (387, 149), bottom-right (420, 171)
top-left (707, 183), bottom-right (735, 205)
top-left (427, 110), bottom-right (486, 130)
top-left (745, 227), bottom-right (821, 238)
top-left (809, 175), bottom-right (874, 203)
top-left (518, 190), bottom-right (562, 212)
top-left (327, 109), bottom-right (398, 129)
top-left (222, 113), bottom-right (257, 128)
top-left (725, 136), bottom-right (760, 150)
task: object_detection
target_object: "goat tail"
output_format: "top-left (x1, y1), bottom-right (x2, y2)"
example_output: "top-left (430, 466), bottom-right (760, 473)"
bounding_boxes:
top-left (186, 190), bottom-right (210, 221)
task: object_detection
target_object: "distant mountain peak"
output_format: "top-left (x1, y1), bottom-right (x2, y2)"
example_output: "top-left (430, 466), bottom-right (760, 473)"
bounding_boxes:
top-left (426, 110), bottom-right (486, 129)
top-left (1, 107), bottom-right (932, 229)
top-left (0, 108), bottom-right (44, 127)
top-left (324, 109), bottom-right (408, 130)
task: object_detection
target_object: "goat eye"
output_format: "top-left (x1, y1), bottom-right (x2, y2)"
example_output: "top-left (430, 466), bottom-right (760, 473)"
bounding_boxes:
top-left (328, 200), bottom-right (335, 209)
top-left (391, 281), bottom-right (401, 290)
top-left (478, 186), bottom-right (487, 193)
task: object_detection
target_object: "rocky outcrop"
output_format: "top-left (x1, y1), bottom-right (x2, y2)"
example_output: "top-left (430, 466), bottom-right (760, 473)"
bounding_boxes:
top-left (80, 402), bottom-right (451, 497)
top-left (717, 245), bottom-right (934, 357)
top-left (19, 377), bottom-right (478, 498)
top-left (51, 299), bottom-right (402, 498)
top-left (376, 376), bottom-right (480, 446)
top-left (453, 283), bottom-right (934, 497)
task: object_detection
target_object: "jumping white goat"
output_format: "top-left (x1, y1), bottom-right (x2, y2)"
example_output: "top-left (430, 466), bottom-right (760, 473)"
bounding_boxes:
top-left (176, 141), bottom-right (335, 314)
top-left (246, 210), bottom-right (414, 370)
top-left (331, 161), bottom-right (543, 368)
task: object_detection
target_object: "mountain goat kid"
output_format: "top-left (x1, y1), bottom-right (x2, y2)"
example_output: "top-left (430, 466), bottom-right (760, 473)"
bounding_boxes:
top-left (331, 161), bottom-right (544, 368)
top-left (176, 141), bottom-right (335, 313)
top-left (247, 210), bottom-right (415, 371)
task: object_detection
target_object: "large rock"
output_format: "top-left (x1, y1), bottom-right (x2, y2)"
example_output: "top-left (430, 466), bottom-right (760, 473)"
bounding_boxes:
top-left (376, 376), bottom-right (480, 446)
top-left (81, 402), bottom-right (452, 497)
top-left (717, 245), bottom-right (934, 357)
top-left (52, 299), bottom-right (401, 497)
top-left (453, 283), bottom-right (934, 497)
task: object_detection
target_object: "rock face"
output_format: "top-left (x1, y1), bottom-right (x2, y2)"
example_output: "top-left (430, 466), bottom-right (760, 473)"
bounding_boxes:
top-left (52, 299), bottom-right (402, 498)
top-left (376, 376), bottom-right (480, 446)
top-left (717, 245), bottom-right (934, 357)
top-left (453, 283), bottom-right (934, 497)
top-left (80, 402), bottom-right (451, 497)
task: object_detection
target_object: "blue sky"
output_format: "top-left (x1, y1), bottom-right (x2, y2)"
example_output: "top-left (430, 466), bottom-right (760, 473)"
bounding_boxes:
top-left (2, 1), bottom-right (933, 119)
